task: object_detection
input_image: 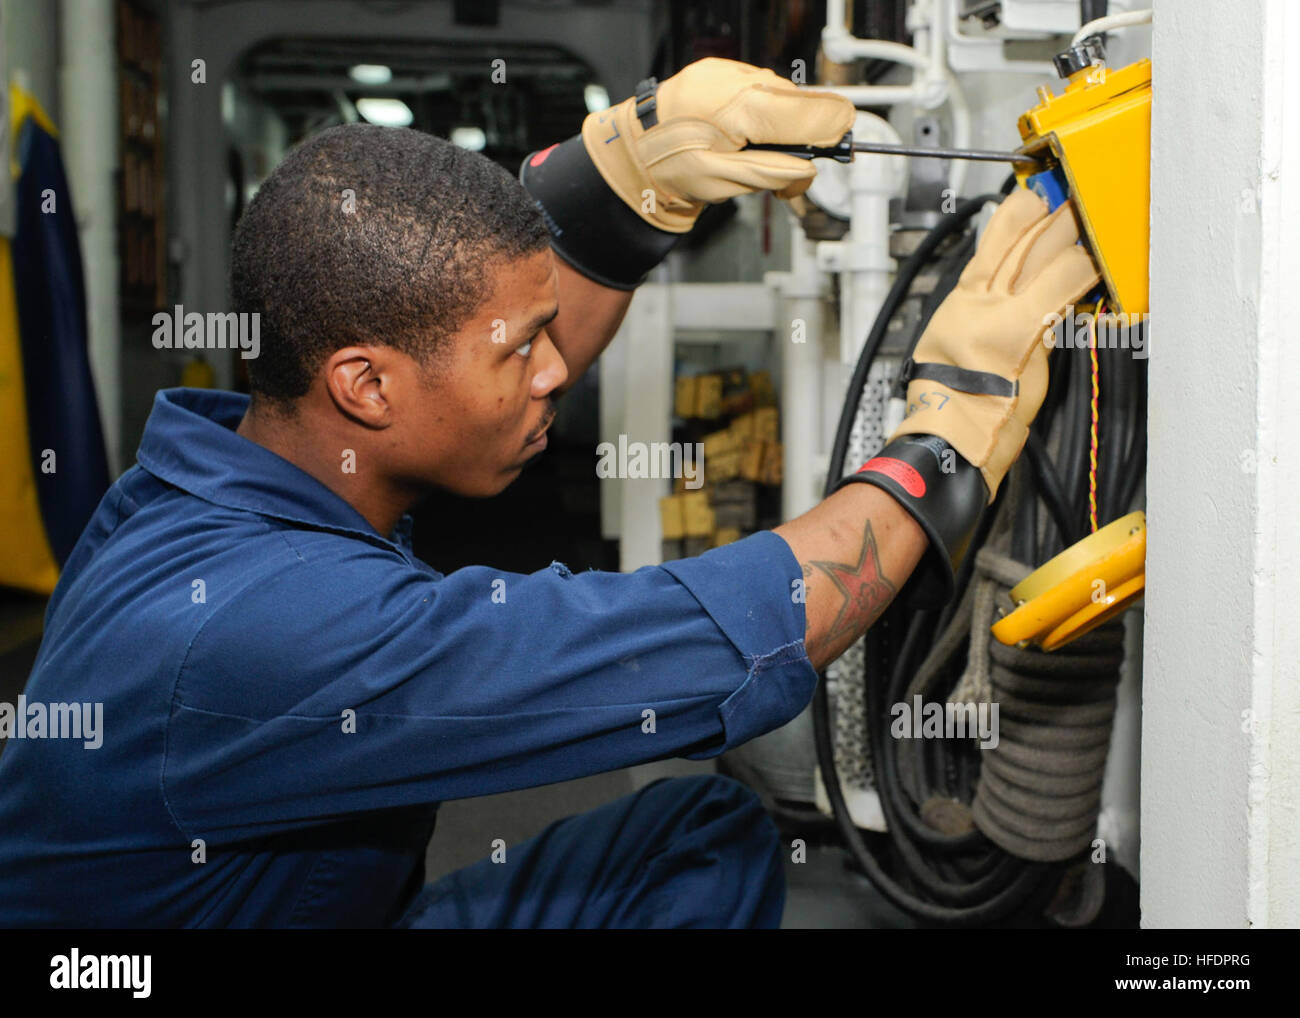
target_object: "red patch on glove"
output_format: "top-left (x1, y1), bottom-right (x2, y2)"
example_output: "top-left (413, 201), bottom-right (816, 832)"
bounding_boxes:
top-left (858, 457), bottom-right (926, 498)
top-left (528, 144), bottom-right (558, 168)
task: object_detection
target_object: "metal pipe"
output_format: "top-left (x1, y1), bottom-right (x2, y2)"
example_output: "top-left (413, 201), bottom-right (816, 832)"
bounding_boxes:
top-left (778, 224), bottom-right (827, 521)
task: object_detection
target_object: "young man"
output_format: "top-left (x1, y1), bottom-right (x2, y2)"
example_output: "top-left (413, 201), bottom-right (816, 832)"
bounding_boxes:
top-left (0, 59), bottom-right (1096, 928)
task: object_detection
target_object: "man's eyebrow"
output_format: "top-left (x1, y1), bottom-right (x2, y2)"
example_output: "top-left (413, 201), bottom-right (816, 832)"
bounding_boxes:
top-left (520, 306), bottom-right (559, 337)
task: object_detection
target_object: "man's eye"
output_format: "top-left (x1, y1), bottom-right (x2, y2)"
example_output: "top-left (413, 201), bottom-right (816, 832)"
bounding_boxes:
top-left (516, 340), bottom-right (533, 357)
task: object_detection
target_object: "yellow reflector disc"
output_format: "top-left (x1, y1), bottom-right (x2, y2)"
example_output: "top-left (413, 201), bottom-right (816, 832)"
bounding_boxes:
top-left (991, 511), bottom-right (1146, 652)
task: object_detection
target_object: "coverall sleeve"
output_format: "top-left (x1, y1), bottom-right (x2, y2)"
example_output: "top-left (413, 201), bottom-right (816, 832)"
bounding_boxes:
top-left (162, 530), bottom-right (818, 841)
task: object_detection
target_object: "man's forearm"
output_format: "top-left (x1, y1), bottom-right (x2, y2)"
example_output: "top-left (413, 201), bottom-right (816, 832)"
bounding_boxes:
top-left (545, 225), bottom-right (927, 668)
top-left (548, 256), bottom-right (635, 392)
top-left (774, 485), bottom-right (929, 672)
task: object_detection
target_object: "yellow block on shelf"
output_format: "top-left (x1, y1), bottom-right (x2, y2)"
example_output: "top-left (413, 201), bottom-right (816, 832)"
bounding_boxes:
top-left (707, 449), bottom-right (742, 484)
top-left (696, 375), bottom-right (723, 419)
top-left (658, 494), bottom-right (685, 540)
top-left (740, 439), bottom-right (766, 482)
top-left (682, 491), bottom-right (715, 537)
top-left (674, 375), bottom-right (698, 418)
top-left (703, 428), bottom-right (736, 460)
top-left (730, 411), bottom-right (755, 443)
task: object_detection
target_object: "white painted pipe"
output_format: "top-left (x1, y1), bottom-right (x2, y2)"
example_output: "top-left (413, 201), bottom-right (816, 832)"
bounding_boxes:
top-left (818, 0), bottom-right (971, 196)
top-left (841, 113), bottom-right (903, 366)
top-left (908, 0), bottom-right (944, 105)
top-left (59, 0), bottom-right (121, 475)
top-left (822, 31), bottom-right (930, 71)
top-left (779, 223), bottom-right (827, 521)
top-left (817, 83), bottom-right (932, 106)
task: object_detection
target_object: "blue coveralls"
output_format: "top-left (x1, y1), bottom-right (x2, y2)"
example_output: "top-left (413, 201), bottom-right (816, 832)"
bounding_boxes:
top-left (0, 388), bottom-right (818, 928)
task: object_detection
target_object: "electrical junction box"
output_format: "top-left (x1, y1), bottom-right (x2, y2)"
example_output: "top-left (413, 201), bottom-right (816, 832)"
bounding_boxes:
top-left (1014, 57), bottom-right (1152, 316)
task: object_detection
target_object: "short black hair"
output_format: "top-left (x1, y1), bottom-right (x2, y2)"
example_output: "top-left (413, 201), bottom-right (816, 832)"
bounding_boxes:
top-left (231, 123), bottom-right (550, 404)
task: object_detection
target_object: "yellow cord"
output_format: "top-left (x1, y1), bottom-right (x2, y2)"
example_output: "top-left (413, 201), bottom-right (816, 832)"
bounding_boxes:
top-left (1088, 300), bottom-right (1103, 533)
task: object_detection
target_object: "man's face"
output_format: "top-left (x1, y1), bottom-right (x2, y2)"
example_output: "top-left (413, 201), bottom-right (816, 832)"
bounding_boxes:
top-left (392, 247), bottom-right (566, 497)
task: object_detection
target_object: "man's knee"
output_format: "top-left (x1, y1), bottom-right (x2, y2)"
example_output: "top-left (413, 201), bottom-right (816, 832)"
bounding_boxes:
top-left (632, 773), bottom-right (785, 927)
top-left (640, 773), bottom-right (775, 838)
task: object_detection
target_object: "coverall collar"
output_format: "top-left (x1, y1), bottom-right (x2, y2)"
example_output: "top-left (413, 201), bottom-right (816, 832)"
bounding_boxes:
top-left (136, 387), bottom-right (415, 554)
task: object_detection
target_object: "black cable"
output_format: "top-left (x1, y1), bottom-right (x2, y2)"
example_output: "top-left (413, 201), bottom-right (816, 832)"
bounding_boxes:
top-left (937, 481), bottom-right (1007, 635)
top-left (1032, 340), bottom-right (1073, 560)
top-left (913, 230), bottom-right (977, 351)
top-left (1014, 476), bottom-right (1037, 563)
top-left (812, 673), bottom-right (1050, 926)
top-left (1059, 342), bottom-right (1093, 535)
top-left (1024, 430), bottom-right (1076, 546)
top-left (873, 610), bottom-right (981, 849)
top-left (1098, 341), bottom-right (1133, 524)
top-left (1118, 343), bottom-right (1148, 510)
top-left (879, 606), bottom-right (1050, 908)
top-left (878, 608), bottom-right (1016, 885)
top-left (870, 611), bottom-right (1030, 904)
top-left (868, 643), bottom-right (1010, 903)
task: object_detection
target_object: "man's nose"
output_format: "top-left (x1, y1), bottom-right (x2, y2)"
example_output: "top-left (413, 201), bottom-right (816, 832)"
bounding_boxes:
top-left (530, 332), bottom-right (569, 397)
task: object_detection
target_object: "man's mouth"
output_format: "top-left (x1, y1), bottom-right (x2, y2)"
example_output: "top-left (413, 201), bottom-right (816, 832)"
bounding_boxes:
top-left (522, 410), bottom-right (553, 449)
top-left (524, 412), bottom-right (555, 451)
top-left (524, 431), bottom-right (548, 453)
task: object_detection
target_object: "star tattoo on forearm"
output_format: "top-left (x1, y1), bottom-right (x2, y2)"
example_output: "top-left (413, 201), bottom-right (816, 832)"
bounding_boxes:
top-left (800, 520), bottom-right (898, 664)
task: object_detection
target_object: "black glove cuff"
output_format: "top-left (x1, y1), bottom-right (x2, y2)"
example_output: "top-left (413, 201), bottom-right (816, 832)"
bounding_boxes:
top-left (519, 134), bottom-right (682, 290)
top-left (833, 434), bottom-right (989, 608)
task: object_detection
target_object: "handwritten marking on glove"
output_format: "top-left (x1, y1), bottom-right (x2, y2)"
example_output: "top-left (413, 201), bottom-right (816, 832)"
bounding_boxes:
top-left (907, 391), bottom-right (950, 414)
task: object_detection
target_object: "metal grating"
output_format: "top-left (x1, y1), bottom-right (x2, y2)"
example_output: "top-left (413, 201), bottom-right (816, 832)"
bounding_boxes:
top-left (828, 358), bottom-right (899, 794)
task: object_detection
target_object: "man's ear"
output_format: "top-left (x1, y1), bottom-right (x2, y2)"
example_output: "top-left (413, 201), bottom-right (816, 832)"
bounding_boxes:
top-left (324, 347), bottom-right (391, 427)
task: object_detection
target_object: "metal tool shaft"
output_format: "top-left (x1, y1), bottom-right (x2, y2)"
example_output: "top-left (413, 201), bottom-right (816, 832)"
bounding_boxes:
top-left (743, 133), bottom-right (1040, 166)
top-left (851, 140), bottom-right (1039, 164)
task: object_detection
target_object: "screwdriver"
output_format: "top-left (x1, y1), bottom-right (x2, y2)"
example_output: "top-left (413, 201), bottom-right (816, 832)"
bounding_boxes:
top-left (744, 131), bottom-right (1041, 166)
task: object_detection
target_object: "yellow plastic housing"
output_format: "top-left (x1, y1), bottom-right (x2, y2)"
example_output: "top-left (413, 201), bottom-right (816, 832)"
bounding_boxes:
top-left (991, 511), bottom-right (1146, 652)
top-left (1015, 58), bottom-right (1152, 316)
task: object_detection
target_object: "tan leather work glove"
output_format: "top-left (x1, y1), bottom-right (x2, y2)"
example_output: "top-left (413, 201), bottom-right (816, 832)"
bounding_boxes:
top-left (890, 188), bottom-right (1101, 500)
top-left (581, 58), bottom-right (855, 233)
